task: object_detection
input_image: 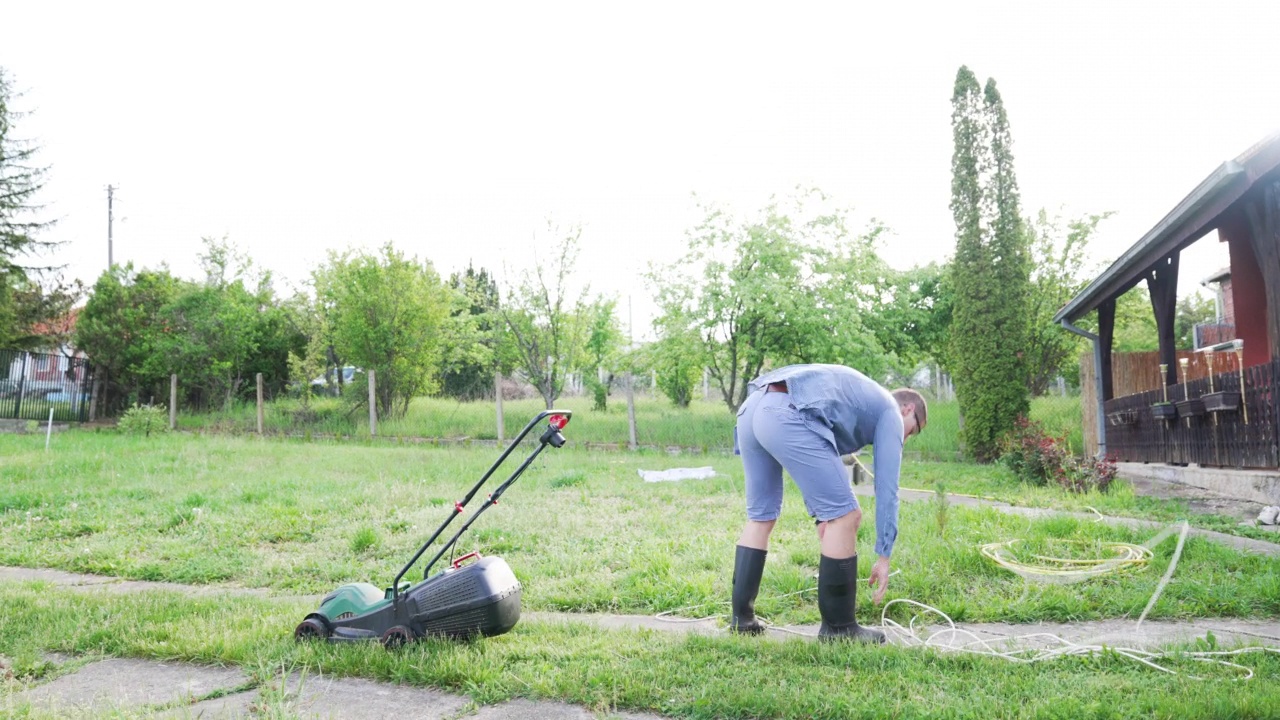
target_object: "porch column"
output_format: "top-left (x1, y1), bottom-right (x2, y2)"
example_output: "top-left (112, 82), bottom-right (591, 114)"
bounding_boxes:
top-left (1098, 299), bottom-right (1116, 401)
top-left (1146, 253), bottom-right (1180, 386)
top-left (1244, 179), bottom-right (1280, 362)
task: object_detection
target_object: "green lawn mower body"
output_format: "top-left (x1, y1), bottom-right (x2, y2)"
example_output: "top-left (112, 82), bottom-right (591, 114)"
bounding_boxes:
top-left (295, 411), bottom-right (571, 648)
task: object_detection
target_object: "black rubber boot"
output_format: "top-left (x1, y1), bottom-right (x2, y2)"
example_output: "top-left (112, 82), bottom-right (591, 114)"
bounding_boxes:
top-left (817, 554), bottom-right (886, 644)
top-left (730, 545), bottom-right (767, 635)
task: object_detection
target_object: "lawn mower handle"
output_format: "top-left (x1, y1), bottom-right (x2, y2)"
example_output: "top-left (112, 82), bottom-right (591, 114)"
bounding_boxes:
top-left (391, 410), bottom-right (572, 604)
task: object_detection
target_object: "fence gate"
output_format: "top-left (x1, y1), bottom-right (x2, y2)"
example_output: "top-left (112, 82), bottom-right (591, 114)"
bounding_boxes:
top-left (0, 349), bottom-right (94, 423)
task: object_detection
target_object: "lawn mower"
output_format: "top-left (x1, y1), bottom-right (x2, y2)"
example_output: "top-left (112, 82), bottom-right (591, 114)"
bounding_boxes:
top-left (294, 410), bottom-right (572, 648)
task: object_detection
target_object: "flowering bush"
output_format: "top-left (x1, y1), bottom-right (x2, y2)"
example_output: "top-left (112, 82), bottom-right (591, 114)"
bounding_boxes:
top-left (999, 416), bottom-right (1116, 493)
top-left (998, 417), bottom-right (1067, 486)
top-left (1059, 454), bottom-right (1118, 494)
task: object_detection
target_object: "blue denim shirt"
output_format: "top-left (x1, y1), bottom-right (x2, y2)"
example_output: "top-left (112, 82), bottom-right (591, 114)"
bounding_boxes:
top-left (743, 364), bottom-right (902, 558)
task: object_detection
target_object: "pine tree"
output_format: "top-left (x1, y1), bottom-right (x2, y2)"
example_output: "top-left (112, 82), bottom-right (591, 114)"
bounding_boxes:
top-left (948, 68), bottom-right (1032, 461)
top-left (0, 67), bottom-right (55, 347)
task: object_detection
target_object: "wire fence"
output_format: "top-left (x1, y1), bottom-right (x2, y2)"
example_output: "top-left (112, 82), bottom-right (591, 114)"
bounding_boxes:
top-left (170, 371), bottom-right (1084, 462)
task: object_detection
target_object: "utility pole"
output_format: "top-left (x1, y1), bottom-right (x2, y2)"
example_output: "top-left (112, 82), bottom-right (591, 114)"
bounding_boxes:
top-left (106, 185), bottom-right (116, 268)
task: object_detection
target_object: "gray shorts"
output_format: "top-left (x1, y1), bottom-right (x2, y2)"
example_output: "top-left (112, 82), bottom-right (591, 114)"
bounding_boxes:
top-left (735, 389), bottom-right (858, 522)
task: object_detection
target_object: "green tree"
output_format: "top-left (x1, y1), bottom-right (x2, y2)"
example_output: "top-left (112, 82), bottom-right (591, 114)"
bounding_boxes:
top-left (866, 262), bottom-right (951, 377)
top-left (283, 291), bottom-right (330, 408)
top-left (499, 224), bottom-right (591, 409)
top-left (1024, 211), bottom-right (1111, 395)
top-left (582, 298), bottom-right (622, 410)
top-left (315, 243), bottom-right (450, 418)
top-left (440, 264), bottom-right (506, 401)
top-left (150, 240), bottom-right (256, 408)
top-left (650, 191), bottom-right (889, 412)
top-left (149, 238), bottom-right (298, 409)
top-left (1174, 291), bottom-right (1217, 349)
top-left (0, 67), bottom-right (57, 347)
top-left (948, 67), bottom-right (1033, 461)
top-left (648, 310), bottom-right (704, 408)
top-left (74, 265), bottom-right (181, 412)
top-left (1110, 286), bottom-right (1159, 352)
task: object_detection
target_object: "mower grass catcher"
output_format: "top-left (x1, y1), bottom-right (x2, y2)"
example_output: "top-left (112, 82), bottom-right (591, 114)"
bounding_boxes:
top-left (295, 410), bottom-right (572, 649)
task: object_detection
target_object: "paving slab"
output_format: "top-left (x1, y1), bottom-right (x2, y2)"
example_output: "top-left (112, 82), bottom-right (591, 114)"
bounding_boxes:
top-left (530, 611), bottom-right (722, 637)
top-left (13, 658), bottom-right (246, 714)
top-left (0, 566), bottom-right (278, 598)
top-left (464, 697), bottom-right (666, 720)
top-left (159, 689), bottom-right (258, 719)
top-left (271, 674), bottom-right (470, 719)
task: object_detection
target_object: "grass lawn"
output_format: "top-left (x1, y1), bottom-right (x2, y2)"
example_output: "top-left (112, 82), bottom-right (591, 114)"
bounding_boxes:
top-left (177, 393), bottom-right (1085, 460)
top-left (0, 430), bottom-right (1277, 718)
top-left (1, 586), bottom-right (1278, 719)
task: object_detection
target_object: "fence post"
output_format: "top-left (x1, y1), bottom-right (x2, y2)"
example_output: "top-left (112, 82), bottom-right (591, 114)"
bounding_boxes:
top-left (14, 352), bottom-right (28, 419)
top-left (495, 371), bottom-right (504, 442)
top-left (169, 374), bottom-right (178, 430)
top-left (368, 370), bottom-right (377, 437)
top-left (256, 373), bottom-right (264, 434)
top-left (88, 372), bottom-right (101, 422)
top-left (626, 371), bottom-right (638, 450)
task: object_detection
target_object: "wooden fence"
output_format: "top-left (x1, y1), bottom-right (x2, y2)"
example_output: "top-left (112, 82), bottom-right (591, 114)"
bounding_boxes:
top-left (1097, 357), bottom-right (1279, 469)
top-left (1080, 350), bottom-right (1246, 457)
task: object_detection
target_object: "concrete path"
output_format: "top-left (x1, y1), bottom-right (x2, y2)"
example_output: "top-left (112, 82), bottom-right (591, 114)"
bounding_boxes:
top-left (527, 611), bottom-right (1280, 652)
top-left (850, 484), bottom-right (1280, 556)
top-left (6, 656), bottom-right (659, 719)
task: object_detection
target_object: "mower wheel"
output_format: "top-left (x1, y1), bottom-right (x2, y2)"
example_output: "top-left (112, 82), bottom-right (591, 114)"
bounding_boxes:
top-left (380, 625), bottom-right (413, 650)
top-left (294, 618), bottom-right (330, 642)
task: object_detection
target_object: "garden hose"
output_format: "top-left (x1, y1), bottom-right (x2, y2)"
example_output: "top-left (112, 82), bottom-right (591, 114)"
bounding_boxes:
top-left (979, 539), bottom-right (1153, 582)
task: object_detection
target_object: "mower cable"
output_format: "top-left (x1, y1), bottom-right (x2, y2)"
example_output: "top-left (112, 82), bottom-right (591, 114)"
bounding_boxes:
top-left (656, 522), bottom-right (1280, 678)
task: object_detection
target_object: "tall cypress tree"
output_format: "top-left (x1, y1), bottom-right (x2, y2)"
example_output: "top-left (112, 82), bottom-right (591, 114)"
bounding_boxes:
top-left (948, 67), bottom-right (1032, 462)
top-left (982, 78), bottom-right (1032, 442)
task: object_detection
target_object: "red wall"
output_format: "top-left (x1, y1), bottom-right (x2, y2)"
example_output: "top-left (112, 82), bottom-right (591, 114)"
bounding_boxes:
top-left (1221, 212), bottom-right (1270, 367)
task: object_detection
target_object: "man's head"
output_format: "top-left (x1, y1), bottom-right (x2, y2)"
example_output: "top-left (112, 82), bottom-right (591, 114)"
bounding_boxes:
top-left (892, 388), bottom-right (927, 440)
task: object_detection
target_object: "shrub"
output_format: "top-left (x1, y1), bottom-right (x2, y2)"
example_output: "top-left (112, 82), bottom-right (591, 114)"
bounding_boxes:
top-left (999, 416), bottom-right (1115, 493)
top-left (1059, 454), bottom-right (1118, 494)
top-left (998, 417), bottom-right (1067, 486)
top-left (117, 403), bottom-right (170, 437)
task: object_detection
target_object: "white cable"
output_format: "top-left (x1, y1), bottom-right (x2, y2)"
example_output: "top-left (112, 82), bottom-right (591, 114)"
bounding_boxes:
top-left (879, 596), bottom-right (1277, 681)
top-left (1136, 521), bottom-right (1190, 630)
top-left (655, 522), bottom-right (1277, 679)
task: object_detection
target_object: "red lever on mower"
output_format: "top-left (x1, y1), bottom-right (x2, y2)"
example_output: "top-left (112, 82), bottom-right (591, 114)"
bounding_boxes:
top-left (451, 551), bottom-right (483, 569)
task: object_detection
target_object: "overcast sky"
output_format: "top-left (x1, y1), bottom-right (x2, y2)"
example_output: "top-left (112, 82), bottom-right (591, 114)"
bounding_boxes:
top-left (4, 1), bottom-right (1278, 337)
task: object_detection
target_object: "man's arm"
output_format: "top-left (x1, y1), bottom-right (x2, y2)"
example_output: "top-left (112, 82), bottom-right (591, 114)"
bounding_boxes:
top-left (866, 409), bottom-right (903, 603)
top-left (871, 409), bottom-right (904, 559)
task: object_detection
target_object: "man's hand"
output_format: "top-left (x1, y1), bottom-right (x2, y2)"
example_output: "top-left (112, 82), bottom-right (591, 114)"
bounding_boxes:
top-left (868, 555), bottom-right (891, 604)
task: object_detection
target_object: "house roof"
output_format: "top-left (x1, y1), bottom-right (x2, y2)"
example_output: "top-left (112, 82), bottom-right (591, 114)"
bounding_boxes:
top-left (1202, 266), bottom-right (1232, 285)
top-left (29, 306), bottom-right (81, 338)
top-left (1055, 132), bottom-right (1280, 324)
